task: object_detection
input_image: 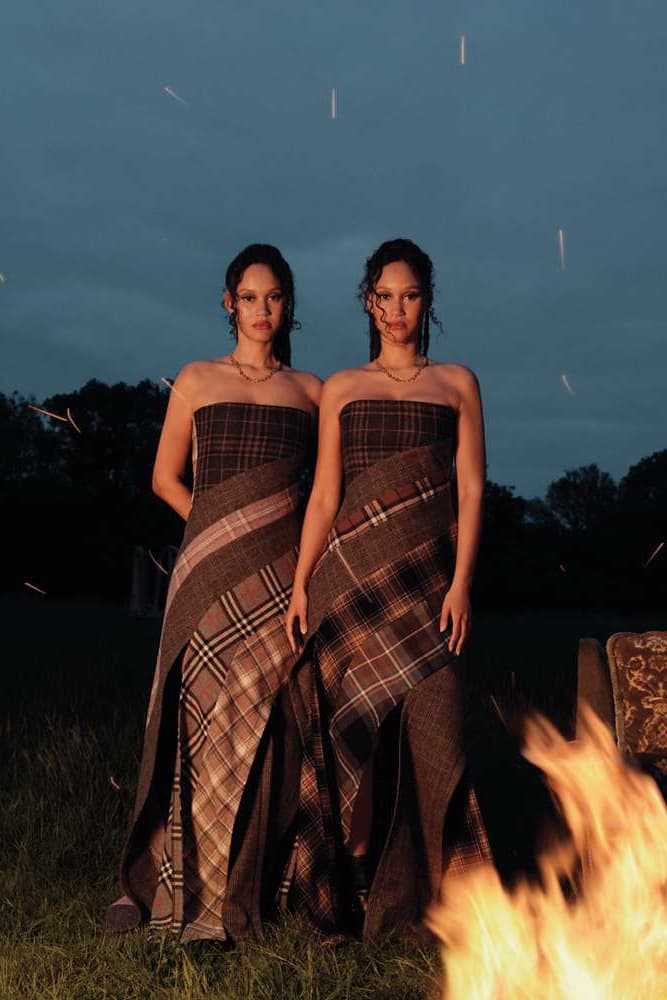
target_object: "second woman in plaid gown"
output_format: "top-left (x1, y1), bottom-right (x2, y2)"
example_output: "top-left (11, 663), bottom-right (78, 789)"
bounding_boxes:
top-left (284, 238), bottom-right (491, 940)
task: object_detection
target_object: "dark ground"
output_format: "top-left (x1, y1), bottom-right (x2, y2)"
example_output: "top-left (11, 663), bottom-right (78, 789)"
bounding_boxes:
top-left (0, 594), bottom-right (663, 997)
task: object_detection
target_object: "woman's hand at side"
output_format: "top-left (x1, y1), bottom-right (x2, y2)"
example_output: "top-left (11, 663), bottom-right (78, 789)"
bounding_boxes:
top-left (285, 585), bottom-right (308, 654)
top-left (439, 582), bottom-right (472, 657)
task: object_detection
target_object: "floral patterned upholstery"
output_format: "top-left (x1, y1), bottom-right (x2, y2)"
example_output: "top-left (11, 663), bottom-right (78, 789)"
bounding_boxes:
top-left (607, 632), bottom-right (667, 775)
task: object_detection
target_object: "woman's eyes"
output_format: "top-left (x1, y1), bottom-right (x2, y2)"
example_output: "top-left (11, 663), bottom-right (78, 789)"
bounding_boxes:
top-left (376, 293), bottom-right (420, 302)
top-left (239, 293), bottom-right (283, 302)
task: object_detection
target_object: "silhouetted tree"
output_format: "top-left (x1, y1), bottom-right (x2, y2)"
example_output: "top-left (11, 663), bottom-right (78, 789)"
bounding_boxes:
top-left (0, 391), bottom-right (64, 489)
top-left (483, 481), bottom-right (526, 537)
top-left (42, 378), bottom-right (169, 498)
top-left (545, 464), bottom-right (618, 534)
top-left (619, 450), bottom-right (667, 514)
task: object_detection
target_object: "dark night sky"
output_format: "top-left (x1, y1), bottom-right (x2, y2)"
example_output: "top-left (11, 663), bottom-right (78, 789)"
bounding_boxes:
top-left (1, 0), bottom-right (665, 496)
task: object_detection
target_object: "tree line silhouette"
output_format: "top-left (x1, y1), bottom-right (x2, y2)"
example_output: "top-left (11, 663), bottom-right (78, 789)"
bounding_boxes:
top-left (1, 379), bottom-right (665, 609)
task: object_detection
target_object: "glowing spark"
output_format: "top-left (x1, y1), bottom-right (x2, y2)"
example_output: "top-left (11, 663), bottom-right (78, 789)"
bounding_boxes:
top-left (163, 85), bottom-right (189, 107)
top-left (558, 227), bottom-right (566, 270)
top-left (28, 404), bottom-right (68, 424)
top-left (24, 581), bottom-right (46, 595)
top-left (460, 35), bottom-right (466, 65)
top-left (489, 695), bottom-right (508, 729)
top-left (0, 272), bottom-right (5, 285)
top-left (66, 407), bottom-right (82, 434)
top-left (559, 563), bottom-right (567, 573)
top-left (560, 373), bottom-right (575, 396)
top-left (110, 775), bottom-right (121, 792)
top-left (160, 376), bottom-right (188, 403)
top-left (331, 87), bottom-right (337, 120)
top-left (148, 549), bottom-right (168, 575)
top-left (644, 541), bottom-right (665, 568)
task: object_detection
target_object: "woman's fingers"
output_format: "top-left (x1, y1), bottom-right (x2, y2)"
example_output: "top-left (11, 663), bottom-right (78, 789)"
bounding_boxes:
top-left (285, 594), bottom-right (308, 653)
top-left (455, 615), bottom-right (469, 656)
top-left (285, 608), bottom-right (297, 653)
top-left (448, 613), bottom-right (460, 653)
top-left (439, 598), bottom-right (451, 634)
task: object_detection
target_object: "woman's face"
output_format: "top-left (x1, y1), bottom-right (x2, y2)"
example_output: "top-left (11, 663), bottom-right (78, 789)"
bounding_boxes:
top-left (225, 263), bottom-right (284, 343)
top-left (367, 260), bottom-right (423, 346)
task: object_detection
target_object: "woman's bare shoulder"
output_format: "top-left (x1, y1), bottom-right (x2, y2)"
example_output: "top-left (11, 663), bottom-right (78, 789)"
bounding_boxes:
top-left (431, 362), bottom-right (480, 396)
top-left (318, 366), bottom-right (377, 416)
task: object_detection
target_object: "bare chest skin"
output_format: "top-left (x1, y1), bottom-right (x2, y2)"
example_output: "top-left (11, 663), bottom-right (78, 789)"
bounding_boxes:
top-left (189, 359), bottom-right (319, 417)
top-left (333, 362), bottom-right (463, 418)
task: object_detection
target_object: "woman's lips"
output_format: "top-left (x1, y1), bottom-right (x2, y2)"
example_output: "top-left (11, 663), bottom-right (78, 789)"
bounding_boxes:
top-left (252, 322), bottom-right (272, 329)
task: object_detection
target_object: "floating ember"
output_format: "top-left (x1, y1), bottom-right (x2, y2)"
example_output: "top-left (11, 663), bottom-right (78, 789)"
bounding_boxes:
top-left (644, 542), bottom-right (665, 569)
top-left (428, 706), bottom-right (667, 999)
top-left (331, 87), bottom-right (337, 120)
top-left (460, 35), bottom-right (467, 65)
top-left (163, 85), bottom-right (189, 107)
top-left (148, 549), bottom-right (168, 575)
top-left (560, 373), bottom-right (575, 397)
top-left (558, 228), bottom-right (566, 270)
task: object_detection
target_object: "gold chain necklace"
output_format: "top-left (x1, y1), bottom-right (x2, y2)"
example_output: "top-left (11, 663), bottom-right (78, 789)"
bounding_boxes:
top-left (374, 355), bottom-right (429, 383)
top-left (230, 352), bottom-right (281, 383)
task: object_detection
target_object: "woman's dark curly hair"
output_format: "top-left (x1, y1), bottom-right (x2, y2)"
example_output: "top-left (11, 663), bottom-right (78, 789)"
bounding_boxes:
top-left (223, 243), bottom-right (299, 366)
top-left (357, 238), bottom-right (443, 362)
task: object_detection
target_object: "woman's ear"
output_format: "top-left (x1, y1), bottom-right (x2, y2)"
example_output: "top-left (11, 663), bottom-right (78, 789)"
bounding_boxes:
top-left (222, 289), bottom-right (234, 314)
top-left (365, 292), bottom-right (373, 314)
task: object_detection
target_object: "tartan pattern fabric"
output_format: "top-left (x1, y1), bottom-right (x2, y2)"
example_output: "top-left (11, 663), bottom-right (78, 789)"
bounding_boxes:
top-left (192, 402), bottom-right (313, 497)
top-left (120, 402), bottom-right (313, 941)
top-left (324, 474), bottom-right (449, 555)
top-left (444, 782), bottom-right (491, 878)
top-left (291, 544), bottom-right (456, 930)
top-left (150, 549), bottom-right (297, 940)
top-left (286, 403), bottom-right (489, 936)
top-left (339, 398), bottom-right (456, 484)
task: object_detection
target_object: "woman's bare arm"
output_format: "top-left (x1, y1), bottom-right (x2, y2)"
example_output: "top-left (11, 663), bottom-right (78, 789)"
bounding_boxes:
top-left (151, 365), bottom-right (198, 521)
top-left (439, 367), bottom-right (486, 654)
top-left (285, 378), bottom-right (345, 648)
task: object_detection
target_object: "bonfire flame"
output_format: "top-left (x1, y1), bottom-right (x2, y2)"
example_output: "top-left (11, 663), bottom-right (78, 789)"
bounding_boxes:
top-left (428, 706), bottom-right (667, 999)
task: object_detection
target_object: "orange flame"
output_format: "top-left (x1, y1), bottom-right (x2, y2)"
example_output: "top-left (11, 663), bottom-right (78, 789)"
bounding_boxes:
top-left (428, 706), bottom-right (667, 998)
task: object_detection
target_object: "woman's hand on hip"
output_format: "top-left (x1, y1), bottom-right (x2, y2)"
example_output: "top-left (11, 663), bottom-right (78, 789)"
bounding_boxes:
top-left (439, 583), bottom-right (472, 657)
top-left (285, 586), bottom-right (308, 654)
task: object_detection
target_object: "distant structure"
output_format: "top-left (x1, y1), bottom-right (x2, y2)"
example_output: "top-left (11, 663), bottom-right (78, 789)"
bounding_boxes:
top-left (129, 544), bottom-right (178, 617)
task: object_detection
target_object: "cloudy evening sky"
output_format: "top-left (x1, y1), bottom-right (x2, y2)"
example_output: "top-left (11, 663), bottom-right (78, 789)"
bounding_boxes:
top-left (1, 0), bottom-right (665, 496)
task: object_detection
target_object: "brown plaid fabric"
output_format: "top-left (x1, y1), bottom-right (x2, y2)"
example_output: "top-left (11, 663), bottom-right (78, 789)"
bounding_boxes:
top-left (339, 398), bottom-right (456, 484)
top-left (192, 402), bottom-right (313, 497)
top-left (119, 403), bottom-right (313, 941)
top-left (286, 404), bottom-right (490, 937)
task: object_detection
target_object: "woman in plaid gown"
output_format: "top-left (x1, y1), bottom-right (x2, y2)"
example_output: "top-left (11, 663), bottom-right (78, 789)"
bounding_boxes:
top-left (106, 244), bottom-right (320, 941)
top-left (284, 238), bottom-right (490, 939)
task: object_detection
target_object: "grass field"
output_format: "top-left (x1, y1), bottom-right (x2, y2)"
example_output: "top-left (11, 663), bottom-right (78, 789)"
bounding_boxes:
top-left (1, 594), bottom-right (663, 999)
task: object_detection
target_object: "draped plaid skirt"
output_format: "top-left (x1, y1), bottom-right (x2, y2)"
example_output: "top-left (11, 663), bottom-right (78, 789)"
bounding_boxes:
top-left (285, 441), bottom-right (491, 938)
top-left (119, 452), bottom-right (306, 941)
